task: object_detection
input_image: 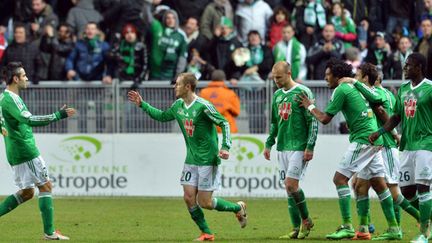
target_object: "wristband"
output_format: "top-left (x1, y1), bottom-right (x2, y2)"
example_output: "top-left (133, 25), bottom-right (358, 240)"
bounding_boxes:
top-left (58, 109), bottom-right (68, 119)
top-left (378, 127), bottom-right (386, 135)
top-left (307, 104), bottom-right (316, 112)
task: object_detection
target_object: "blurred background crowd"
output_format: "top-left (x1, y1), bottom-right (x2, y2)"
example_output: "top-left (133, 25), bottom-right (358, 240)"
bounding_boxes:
top-left (0, 0), bottom-right (431, 85)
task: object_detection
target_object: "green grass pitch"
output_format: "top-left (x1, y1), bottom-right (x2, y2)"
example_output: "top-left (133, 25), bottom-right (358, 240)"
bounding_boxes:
top-left (0, 197), bottom-right (419, 242)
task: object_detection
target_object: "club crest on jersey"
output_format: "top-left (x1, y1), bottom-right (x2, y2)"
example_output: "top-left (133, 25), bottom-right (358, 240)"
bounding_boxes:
top-left (278, 102), bottom-right (292, 120)
top-left (404, 98), bottom-right (417, 118)
top-left (177, 108), bottom-right (186, 116)
top-left (183, 119), bottom-right (195, 137)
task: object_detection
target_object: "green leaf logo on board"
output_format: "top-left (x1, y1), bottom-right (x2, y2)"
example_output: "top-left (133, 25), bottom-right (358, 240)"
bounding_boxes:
top-left (55, 136), bottom-right (102, 162)
top-left (231, 136), bottom-right (265, 162)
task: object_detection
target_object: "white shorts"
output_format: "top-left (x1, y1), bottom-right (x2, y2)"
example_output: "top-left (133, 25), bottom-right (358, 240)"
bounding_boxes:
top-left (399, 150), bottom-right (432, 187)
top-left (11, 156), bottom-right (50, 189)
top-left (277, 151), bottom-right (307, 180)
top-left (339, 143), bottom-right (385, 179)
top-left (180, 164), bottom-right (221, 191)
top-left (381, 147), bottom-right (400, 184)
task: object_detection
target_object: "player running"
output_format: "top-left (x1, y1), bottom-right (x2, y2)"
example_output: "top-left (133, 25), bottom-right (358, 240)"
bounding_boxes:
top-left (128, 72), bottom-right (247, 242)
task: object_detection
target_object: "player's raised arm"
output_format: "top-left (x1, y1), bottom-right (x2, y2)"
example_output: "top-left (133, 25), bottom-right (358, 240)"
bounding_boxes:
top-left (297, 92), bottom-right (334, 125)
top-left (128, 90), bottom-right (175, 122)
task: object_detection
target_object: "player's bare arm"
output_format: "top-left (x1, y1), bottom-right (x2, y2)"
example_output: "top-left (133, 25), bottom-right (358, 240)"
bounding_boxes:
top-left (369, 114), bottom-right (401, 144)
top-left (297, 93), bottom-right (333, 124)
top-left (127, 90), bottom-right (143, 107)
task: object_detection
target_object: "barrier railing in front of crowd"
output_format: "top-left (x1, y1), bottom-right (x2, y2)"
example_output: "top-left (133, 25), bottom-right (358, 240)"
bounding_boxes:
top-left (17, 79), bottom-right (404, 134)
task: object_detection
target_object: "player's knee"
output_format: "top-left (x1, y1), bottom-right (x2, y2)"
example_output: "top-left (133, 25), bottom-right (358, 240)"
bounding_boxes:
top-left (183, 194), bottom-right (196, 206)
top-left (20, 188), bottom-right (35, 201)
top-left (286, 183), bottom-right (298, 194)
top-left (197, 198), bottom-right (213, 210)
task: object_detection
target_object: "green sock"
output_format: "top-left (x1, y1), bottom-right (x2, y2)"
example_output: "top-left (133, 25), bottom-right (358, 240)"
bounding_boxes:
top-left (0, 194), bottom-right (22, 217)
top-left (418, 192), bottom-right (432, 235)
top-left (356, 195), bottom-right (370, 228)
top-left (410, 194), bottom-right (419, 210)
top-left (337, 185), bottom-right (352, 225)
top-left (393, 204), bottom-right (401, 226)
top-left (396, 194), bottom-right (420, 222)
top-left (290, 189), bottom-right (309, 220)
top-left (378, 189), bottom-right (398, 228)
top-left (287, 196), bottom-right (301, 228)
top-left (189, 206), bottom-right (212, 234)
top-left (38, 192), bottom-right (55, 235)
top-left (212, 198), bottom-right (241, 212)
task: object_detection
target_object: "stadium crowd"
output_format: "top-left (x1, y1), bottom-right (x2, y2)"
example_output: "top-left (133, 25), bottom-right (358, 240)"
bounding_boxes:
top-left (0, 0), bottom-right (431, 85)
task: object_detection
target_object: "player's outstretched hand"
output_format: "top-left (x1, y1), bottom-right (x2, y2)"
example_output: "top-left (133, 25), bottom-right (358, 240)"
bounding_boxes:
top-left (304, 149), bottom-right (313, 162)
top-left (263, 148), bottom-right (271, 160)
top-left (61, 104), bottom-right (76, 118)
top-left (128, 90), bottom-right (143, 107)
top-left (295, 92), bottom-right (313, 109)
top-left (369, 132), bottom-right (379, 144)
top-left (219, 149), bottom-right (229, 160)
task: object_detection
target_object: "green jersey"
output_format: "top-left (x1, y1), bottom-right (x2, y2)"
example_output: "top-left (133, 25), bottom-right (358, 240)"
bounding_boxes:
top-left (375, 86), bottom-right (397, 148)
top-left (394, 79), bottom-right (432, 151)
top-left (325, 82), bottom-right (383, 145)
top-left (265, 84), bottom-right (318, 151)
top-left (141, 97), bottom-right (231, 166)
top-left (353, 82), bottom-right (397, 148)
top-left (0, 90), bottom-right (64, 165)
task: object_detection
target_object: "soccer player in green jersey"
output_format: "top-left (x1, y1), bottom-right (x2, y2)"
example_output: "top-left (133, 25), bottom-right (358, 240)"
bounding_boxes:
top-left (369, 53), bottom-right (432, 243)
top-left (0, 62), bottom-right (75, 240)
top-left (264, 61), bottom-right (318, 239)
top-left (127, 73), bottom-right (247, 242)
top-left (341, 63), bottom-right (420, 240)
top-left (298, 59), bottom-right (401, 240)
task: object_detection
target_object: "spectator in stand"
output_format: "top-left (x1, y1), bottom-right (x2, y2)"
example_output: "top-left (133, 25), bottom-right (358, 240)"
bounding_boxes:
top-left (228, 30), bottom-right (273, 82)
top-left (200, 0), bottom-right (234, 41)
top-left (39, 23), bottom-right (75, 80)
top-left (162, 0), bottom-right (211, 24)
top-left (268, 6), bottom-right (290, 49)
top-left (421, 0), bottom-right (432, 22)
top-left (388, 36), bottom-right (412, 79)
top-left (235, 0), bottom-right (273, 45)
top-left (65, 22), bottom-right (112, 82)
top-left (108, 23), bottom-right (147, 84)
top-left (1, 23), bottom-right (40, 84)
top-left (414, 18), bottom-right (432, 79)
top-left (273, 24), bottom-right (307, 82)
top-left (209, 17), bottom-right (242, 80)
top-left (66, 0), bottom-right (102, 38)
top-left (368, 0), bottom-right (386, 33)
top-left (29, 0), bottom-right (59, 41)
top-left (292, 0), bottom-right (326, 50)
top-left (199, 70), bottom-right (240, 133)
top-left (183, 17), bottom-right (207, 60)
top-left (344, 47), bottom-right (362, 73)
top-left (364, 31), bottom-right (392, 79)
top-left (330, 2), bottom-right (357, 49)
top-left (307, 24), bottom-right (344, 80)
top-left (385, 0), bottom-right (412, 35)
top-left (99, 0), bottom-right (148, 42)
top-left (342, 0), bottom-right (368, 24)
top-left (0, 30), bottom-right (6, 62)
top-left (187, 48), bottom-right (215, 80)
top-left (149, 9), bottom-right (187, 80)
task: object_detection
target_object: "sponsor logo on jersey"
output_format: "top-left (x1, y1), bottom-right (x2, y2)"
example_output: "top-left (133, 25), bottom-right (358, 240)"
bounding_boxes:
top-left (404, 98), bottom-right (417, 118)
top-left (183, 119), bottom-right (195, 137)
top-left (278, 102), bottom-right (292, 120)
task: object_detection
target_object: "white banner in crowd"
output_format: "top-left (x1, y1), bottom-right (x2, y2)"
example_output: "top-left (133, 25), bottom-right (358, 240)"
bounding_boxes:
top-left (0, 134), bottom-right (350, 197)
